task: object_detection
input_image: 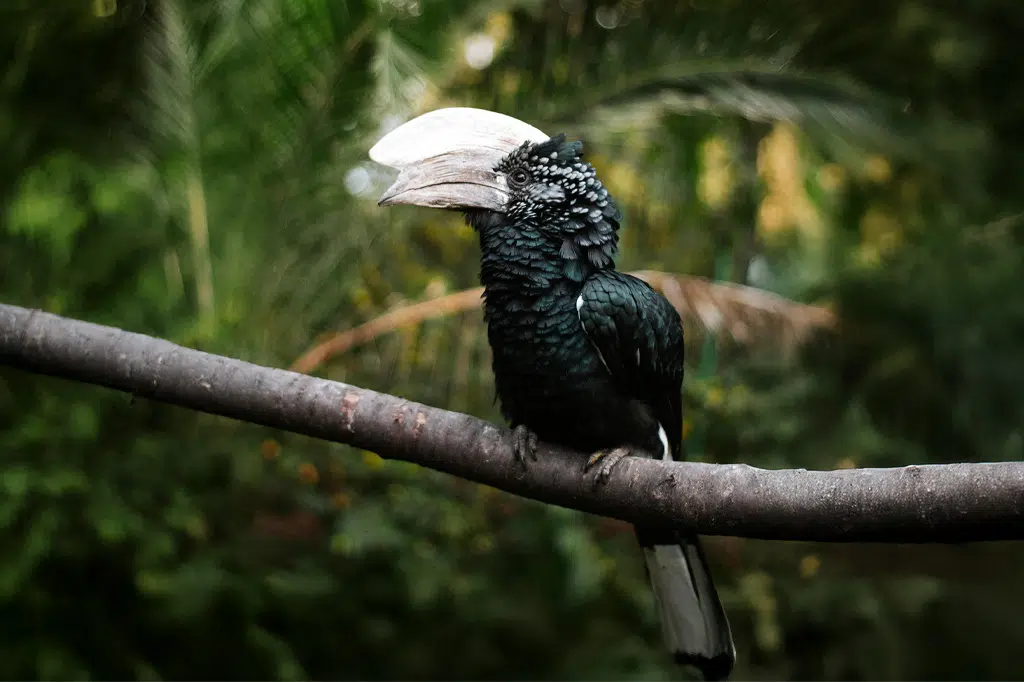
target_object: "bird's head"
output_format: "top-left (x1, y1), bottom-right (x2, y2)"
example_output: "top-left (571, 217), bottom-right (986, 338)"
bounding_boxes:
top-left (369, 107), bottom-right (620, 248)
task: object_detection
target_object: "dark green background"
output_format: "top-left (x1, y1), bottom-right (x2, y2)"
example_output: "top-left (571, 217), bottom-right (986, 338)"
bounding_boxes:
top-left (2, 0), bottom-right (1023, 678)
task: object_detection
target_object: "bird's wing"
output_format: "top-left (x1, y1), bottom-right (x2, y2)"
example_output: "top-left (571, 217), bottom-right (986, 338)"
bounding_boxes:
top-left (576, 270), bottom-right (685, 458)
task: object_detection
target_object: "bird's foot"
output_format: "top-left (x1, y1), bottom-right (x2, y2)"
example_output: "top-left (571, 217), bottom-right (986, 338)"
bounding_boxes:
top-left (511, 425), bottom-right (539, 470)
top-left (584, 447), bottom-right (632, 491)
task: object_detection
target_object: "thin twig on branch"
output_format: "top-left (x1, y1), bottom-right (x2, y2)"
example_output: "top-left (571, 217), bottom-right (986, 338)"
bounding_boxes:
top-left (1, 302), bottom-right (1021, 543)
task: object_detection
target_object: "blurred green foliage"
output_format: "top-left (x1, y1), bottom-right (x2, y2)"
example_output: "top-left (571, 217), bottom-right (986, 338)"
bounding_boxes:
top-left (2, 0), bottom-right (1024, 679)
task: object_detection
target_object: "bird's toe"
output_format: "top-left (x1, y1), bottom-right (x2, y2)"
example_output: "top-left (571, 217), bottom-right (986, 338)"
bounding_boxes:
top-left (585, 449), bottom-right (608, 470)
top-left (586, 446), bottom-right (631, 490)
top-left (527, 430), bottom-right (539, 460)
top-left (511, 425), bottom-right (539, 468)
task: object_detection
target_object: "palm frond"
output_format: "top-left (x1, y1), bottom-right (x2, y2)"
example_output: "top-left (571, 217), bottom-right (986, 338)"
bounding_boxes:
top-left (542, 68), bottom-right (975, 172)
top-left (291, 286), bottom-right (486, 374)
top-left (565, 69), bottom-right (917, 152)
top-left (137, 0), bottom-right (217, 326)
top-left (137, 0), bottom-right (200, 152)
top-left (454, 3), bottom-right (979, 173)
top-left (293, 271), bottom-right (834, 377)
top-left (635, 269), bottom-right (835, 350)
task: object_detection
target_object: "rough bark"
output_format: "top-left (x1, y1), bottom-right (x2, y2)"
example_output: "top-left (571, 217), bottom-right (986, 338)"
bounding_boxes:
top-left (2, 302), bottom-right (1022, 543)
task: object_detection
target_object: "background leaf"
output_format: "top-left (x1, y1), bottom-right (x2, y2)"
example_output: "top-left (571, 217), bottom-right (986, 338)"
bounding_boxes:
top-left (2, 0), bottom-right (1024, 679)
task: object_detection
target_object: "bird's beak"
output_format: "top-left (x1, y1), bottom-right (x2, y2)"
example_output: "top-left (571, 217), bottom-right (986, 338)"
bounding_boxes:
top-left (369, 107), bottom-right (548, 212)
top-left (374, 148), bottom-right (513, 212)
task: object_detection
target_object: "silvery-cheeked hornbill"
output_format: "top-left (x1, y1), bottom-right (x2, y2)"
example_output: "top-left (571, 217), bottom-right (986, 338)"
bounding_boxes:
top-left (369, 107), bottom-right (735, 680)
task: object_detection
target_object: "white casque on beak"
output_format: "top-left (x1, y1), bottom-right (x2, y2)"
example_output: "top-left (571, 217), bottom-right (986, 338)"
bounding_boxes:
top-left (369, 107), bottom-right (549, 211)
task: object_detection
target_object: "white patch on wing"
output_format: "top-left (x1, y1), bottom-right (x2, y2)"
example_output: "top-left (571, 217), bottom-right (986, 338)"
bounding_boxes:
top-left (577, 293), bottom-right (611, 374)
top-left (657, 422), bottom-right (671, 461)
top-left (635, 348), bottom-right (641, 365)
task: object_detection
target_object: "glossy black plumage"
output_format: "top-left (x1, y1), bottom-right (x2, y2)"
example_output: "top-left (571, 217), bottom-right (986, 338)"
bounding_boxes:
top-left (465, 135), bottom-right (735, 680)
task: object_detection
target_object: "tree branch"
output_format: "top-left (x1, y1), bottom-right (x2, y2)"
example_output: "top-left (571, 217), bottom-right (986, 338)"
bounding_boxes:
top-left (1, 302), bottom-right (1022, 543)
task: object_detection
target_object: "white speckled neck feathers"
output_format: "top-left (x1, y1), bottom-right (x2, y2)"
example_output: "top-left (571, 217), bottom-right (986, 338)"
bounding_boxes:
top-left (467, 135), bottom-right (621, 297)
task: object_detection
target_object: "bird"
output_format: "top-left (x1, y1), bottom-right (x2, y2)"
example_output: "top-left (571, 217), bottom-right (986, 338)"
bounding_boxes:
top-left (369, 107), bottom-right (735, 681)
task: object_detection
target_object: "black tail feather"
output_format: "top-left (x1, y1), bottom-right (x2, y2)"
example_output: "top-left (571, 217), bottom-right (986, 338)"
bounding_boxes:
top-left (638, 528), bottom-right (735, 681)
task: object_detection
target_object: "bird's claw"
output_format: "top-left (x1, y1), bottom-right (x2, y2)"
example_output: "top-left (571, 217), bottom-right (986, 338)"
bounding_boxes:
top-left (511, 425), bottom-right (539, 469)
top-left (585, 447), bottom-right (631, 491)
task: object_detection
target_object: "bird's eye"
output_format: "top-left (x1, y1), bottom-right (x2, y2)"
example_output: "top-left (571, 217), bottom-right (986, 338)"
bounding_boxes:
top-left (509, 169), bottom-right (530, 187)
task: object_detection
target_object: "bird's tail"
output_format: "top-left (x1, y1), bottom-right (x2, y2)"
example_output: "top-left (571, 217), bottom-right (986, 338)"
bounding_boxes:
top-left (638, 527), bottom-right (735, 681)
